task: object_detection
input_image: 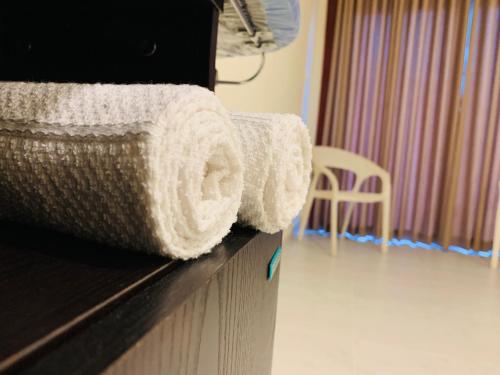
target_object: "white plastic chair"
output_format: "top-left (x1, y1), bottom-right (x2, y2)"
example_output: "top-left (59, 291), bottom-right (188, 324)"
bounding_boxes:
top-left (298, 146), bottom-right (391, 255)
top-left (490, 182), bottom-right (500, 268)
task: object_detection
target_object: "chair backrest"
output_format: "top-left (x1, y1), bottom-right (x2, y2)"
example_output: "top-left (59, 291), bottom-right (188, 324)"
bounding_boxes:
top-left (313, 146), bottom-right (387, 181)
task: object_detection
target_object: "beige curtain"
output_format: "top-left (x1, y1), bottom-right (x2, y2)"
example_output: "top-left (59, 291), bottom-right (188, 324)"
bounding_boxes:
top-left (312, 0), bottom-right (500, 250)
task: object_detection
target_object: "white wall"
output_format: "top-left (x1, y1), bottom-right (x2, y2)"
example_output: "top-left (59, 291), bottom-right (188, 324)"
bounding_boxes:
top-left (215, 0), bottom-right (327, 140)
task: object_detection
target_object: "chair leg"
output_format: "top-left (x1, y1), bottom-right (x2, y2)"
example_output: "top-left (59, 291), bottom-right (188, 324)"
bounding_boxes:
top-left (340, 179), bottom-right (362, 236)
top-left (298, 173), bottom-right (318, 240)
top-left (298, 195), bottom-right (314, 241)
top-left (381, 197), bottom-right (390, 254)
top-left (490, 198), bottom-right (500, 268)
top-left (492, 236), bottom-right (500, 269)
top-left (340, 203), bottom-right (355, 237)
top-left (330, 199), bottom-right (338, 256)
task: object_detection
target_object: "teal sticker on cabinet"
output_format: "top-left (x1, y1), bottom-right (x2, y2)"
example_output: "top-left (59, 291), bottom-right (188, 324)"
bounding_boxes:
top-left (267, 246), bottom-right (282, 281)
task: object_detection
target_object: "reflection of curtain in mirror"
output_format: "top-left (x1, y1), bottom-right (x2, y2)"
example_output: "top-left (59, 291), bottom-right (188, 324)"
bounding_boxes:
top-left (311, 0), bottom-right (500, 250)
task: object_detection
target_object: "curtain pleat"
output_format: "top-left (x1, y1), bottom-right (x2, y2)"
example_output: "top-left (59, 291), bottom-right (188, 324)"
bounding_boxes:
top-left (413, 0), bottom-right (445, 242)
top-left (312, 0), bottom-right (500, 250)
top-left (427, 0), bottom-right (465, 244)
top-left (453, 0), bottom-right (500, 249)
top-left (436, 0), bottom-right (471, 249)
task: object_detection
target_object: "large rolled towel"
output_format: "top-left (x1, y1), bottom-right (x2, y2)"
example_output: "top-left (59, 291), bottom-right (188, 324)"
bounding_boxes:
top-left (0, 83), bottom-right (243, 259)
top-left (231, 112), bottom-right (312, 233)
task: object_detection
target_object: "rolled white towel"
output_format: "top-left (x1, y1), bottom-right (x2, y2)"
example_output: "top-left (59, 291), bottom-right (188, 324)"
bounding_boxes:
top-left (0, 82), bottom-right (243, 259)
top-left (231, 112), bottom-right (312, 233)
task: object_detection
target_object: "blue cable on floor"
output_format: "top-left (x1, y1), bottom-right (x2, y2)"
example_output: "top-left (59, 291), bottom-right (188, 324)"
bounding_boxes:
top-left (292, 219), bottom-right (493, 258)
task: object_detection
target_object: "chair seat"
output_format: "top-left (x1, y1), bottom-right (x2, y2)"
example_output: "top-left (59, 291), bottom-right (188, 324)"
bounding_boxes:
top-left (313, 189), bottom-right (384, 203)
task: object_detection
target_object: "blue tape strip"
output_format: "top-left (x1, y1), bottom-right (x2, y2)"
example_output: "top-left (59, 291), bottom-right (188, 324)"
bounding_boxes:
top-left (268, 246), bottom-right (283, 280)
top-left (292, 220), bottom-right (494, 258)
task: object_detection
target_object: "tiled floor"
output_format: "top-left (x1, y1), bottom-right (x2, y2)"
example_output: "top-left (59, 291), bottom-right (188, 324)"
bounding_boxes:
top-left (272, 235), bottom-right (500, 375)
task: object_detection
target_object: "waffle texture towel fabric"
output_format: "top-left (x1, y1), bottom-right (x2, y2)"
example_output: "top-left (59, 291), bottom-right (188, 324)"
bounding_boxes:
top-left (231, 112), bottom-right (312, 233)
top-left (0, 82), bottom-right (243, 259)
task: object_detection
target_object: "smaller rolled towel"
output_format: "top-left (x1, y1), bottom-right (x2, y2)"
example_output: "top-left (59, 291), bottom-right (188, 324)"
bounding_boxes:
top-left (231, 112), bottom-right (312, 233)
top-left (0, 83), bottom-right (243, 259)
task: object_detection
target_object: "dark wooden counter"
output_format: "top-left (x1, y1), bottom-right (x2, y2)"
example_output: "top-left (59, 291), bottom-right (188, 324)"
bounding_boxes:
top-left (0, 223), bottom-right (281, 374)
top-left (0, 2), bottom-right (281, 373)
